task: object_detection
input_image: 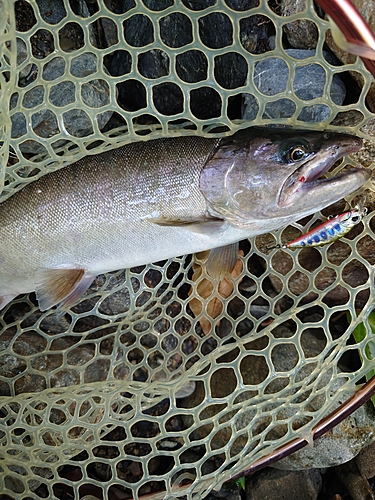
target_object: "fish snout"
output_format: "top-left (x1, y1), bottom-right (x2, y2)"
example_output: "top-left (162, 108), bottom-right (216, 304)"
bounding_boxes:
top-left (327, 134), bottom-right (363, 155)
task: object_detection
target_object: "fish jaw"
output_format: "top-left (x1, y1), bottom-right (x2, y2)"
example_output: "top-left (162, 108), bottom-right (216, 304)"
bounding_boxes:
top-left (279, 134), bottom-right (367, 210)
top-left (280, 166), bottom-right (370, 214)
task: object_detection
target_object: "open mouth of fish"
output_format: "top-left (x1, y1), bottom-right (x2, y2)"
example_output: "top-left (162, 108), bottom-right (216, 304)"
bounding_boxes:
top-left (279, 136), bottom-right (364, 207)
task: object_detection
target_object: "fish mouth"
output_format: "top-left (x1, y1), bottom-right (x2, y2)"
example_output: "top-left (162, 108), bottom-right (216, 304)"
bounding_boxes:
top-left (279, 136), bottom-right (364, 207)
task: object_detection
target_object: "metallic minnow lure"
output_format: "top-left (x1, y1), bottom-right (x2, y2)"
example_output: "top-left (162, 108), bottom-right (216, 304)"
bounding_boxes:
top-left (275, 204), bottom-right (367, 250)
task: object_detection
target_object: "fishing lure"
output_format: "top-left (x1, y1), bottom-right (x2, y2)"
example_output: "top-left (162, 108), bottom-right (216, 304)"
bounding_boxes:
top-left (274, 204), bottom-right (368, 250)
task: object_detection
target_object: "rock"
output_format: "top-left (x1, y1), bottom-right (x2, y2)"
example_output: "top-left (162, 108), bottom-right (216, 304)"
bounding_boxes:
top-left (103, 49), bottom-right (132, 78)
top-left (175, 50), bottom-right (208, 83)
top-left (354, 440), bottom-right (375, 479)
top-left (274, 400), bottom-right (375, 469)
top-left (198, 12), bottom-right (232, 49)
top-left (100, 17), bottom-right (118, 48)
top-left (281, 0), bottom-right (319, 49)
top-left (142, 0), bottom-right (174, 10)
top-left (11, 51), bottom-right (113, 151)
top-left (333, 459), bottom-right (375, 500)
top-left (214, 52), bottom-right (248, 90)
top-left (210, 482), bottom-right (242, 500)
top-left (81, 78), bottom-right (112, 110)
top-left (137, 49), bottom-right (170, 79)
top-left (41, 56), bottom-right (66, 81)
top-left (159, 12), bottom-right (193, 48)
top-left (35, 0), bottom-right (67, 24)
top-left (12, 4), bottom-right (114, 154)
top-left (70, 52), bottom-right (98, 78)
top-left (245, 468), bottom-right (322, 500)
top-left (239, 14), bottom-right (276, 54)
top-left (16, 38), bottom-right (36, 87)
top-left (123, 14), bottom-right (154, 47)
top-left (247, 49), bottom-right (346, 122)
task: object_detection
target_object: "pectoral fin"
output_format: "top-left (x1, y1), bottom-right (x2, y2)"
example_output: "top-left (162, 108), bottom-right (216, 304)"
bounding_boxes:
top-left (206, 242), bottom-right (239, 280)
top-left (35, 268), bottom-right (94, 311)
top-left (148, 216), bottom-right (227, 235)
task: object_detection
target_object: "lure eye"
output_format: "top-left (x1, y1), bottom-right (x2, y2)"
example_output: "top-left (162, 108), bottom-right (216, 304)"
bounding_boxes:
top-left (289, 146), bottom-right (306, 162)
top-left (351, 215), bottom-right (361, 223)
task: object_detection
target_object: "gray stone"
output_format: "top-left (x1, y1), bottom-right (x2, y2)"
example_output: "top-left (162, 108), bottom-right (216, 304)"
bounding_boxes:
top-left (12, 46), bottom-right (113, 152)
top-left (31, 109), bottom-right (60, 138)
top-left (137, 49), bottom-right (170, 79)
top-left (49, 81), bottom-right (76, 107)
top-left (70, 52), bottom-right (98, 78)
top-left (101, 17), bottom-right (118, 48)
top-left (274, 400), bottom-right (375, 470)
top-left (142, 0), bottom-right (173, 9)
top-left (333, 459), bottom-right (374, 500)
top-left (246, 49), bottom-right (346, 123)
top-left (35, 0), bottom-right (67, 24)
top-left (240, 14), bottom-right (276, 54)
top-left (175, 50), bottom-right (208, 83)
top-left (41, 56), bottom-right (66, 81)
top-left (22, 85), bottom-right (44, 108)
top-left (16, 38), bottom-right (37, 87)
top-left (198, 12), bottom-right (232, 49)
top-left (281, 0), bottom-right (319, 49)
top-left (263, 98), bottom-right (296, 119)
top-left (355, 441), bottom-right (375, 479)
top-left (123, 13), bottom-right (154, 47)
top-left (10, 111), bottom-right (27, 139)
top-left (246, 468), bottom-right (322, 500)
top-left (81, 79), bottom-right (112, 125)
top-left (159, 12), bottom-right (193, 48)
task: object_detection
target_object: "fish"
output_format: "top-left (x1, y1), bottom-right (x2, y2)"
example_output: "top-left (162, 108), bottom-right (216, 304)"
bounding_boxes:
top-left (0, 127), bottom-right (370, 311)
top-left (272, 203), bottom-right (368, 249)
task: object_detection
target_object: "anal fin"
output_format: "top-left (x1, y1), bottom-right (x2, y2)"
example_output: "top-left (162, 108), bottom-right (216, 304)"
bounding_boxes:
top-left (206, 242), bottom-right (239, 280)
top-left (35, 268), bottom-right (94, 311)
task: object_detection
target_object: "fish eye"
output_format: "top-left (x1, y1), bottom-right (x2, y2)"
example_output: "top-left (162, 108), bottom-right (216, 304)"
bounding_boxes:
top-left (351, 215), bottom-right (360, 223)
top-left (279, 139), bottom-right (310, 163)
top-left (288, 146), bottom-right (306, 162)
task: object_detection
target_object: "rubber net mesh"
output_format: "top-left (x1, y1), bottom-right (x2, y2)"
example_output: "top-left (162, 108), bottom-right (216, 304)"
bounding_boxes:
top-left (0, 0), bottom-right (375, 499)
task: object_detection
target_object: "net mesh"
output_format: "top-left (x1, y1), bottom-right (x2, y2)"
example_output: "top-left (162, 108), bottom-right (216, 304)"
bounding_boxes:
top-left (0, 0), bottom-right (375, 499)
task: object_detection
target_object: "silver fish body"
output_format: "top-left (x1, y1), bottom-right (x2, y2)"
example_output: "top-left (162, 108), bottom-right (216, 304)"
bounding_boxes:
top-left (0, 128), bottom-right (370, 310)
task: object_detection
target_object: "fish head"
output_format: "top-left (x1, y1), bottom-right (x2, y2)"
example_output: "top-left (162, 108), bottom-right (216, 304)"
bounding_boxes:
top-left (200, 128), bottom-right (370, 228)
